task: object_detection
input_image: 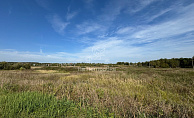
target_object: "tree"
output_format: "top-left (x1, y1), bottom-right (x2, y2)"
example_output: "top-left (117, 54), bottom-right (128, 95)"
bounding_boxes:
top-left (124, 62), bottom-right (129, 65)
top-left (137, 62), bottom-right (142, 67)
top-left (155, 60), bottom-right (160, 68)
top-left (150, 61), bottom-right (156, 68)
top-left (116, 62), bottom-right (121, 65)
top-left (168, 58), bottom-right (179, 68)
top-left (0, 62), bottom-right (4, 69)
top-left (12, 63), bottom-right (23, 70)
top-left (0, 61), bottom-right (8, 70)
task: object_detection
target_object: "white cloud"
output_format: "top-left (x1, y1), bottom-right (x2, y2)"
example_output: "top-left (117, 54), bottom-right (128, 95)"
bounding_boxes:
top-left (100, 0), bottom-right (128, 22)
top-left (2, 0), bottom-right (194, 63)
top-left (121, 0), bottom-right (157, 14)
top-left (90, 0), bottom-right (158, 36)
top-left (0, 50), bottom-right (76, 63)
top-left (146, 8), bottom-right (172, 22)
top-left (74, 2), bottom-right (194, 62)
top-left (0, 38), bottom-right (139, 63)
top-left (130, 0), bottom-right (158, 13)
top-left (48, 15), bottom-right (69, 35)
top-left (35, 0), bottom-right (50, 10)
top-left (74, 37), bottom-right (141, 63)
top-left (76, 22), bottom-right (105, 35)
top-left (66, 11), bottom-right (78, 21)
top-left (131, 3), bottom-right (194, 42)
top-left (40, 48), bottom-right (43, 54)
top-left (78, 37), bottom-right (95, 44)
top-left (1, 32), bottom-right (194, 63)
top-left (98, 0), bottom-right (158, 23)
top-left (83, 0), bottom-right (93, 4)
top-left (8, 7), bottom-right (12, 15)
top-left (138, 35), bottom-right (194, 61)
top-left (116, 27), bottom-right (134, 34)
top-left (76, 0), bottom-right (132, 36)
top-left (66, 5), bottom-right (78, 21)
top-left (76, 0), bottom-right (157, 37)
top-left (83, 0), bottom-right (94, 8)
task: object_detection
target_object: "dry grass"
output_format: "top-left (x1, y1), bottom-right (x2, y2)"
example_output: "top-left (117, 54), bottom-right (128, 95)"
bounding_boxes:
top-left (0, 67), bottom-right (193, 117)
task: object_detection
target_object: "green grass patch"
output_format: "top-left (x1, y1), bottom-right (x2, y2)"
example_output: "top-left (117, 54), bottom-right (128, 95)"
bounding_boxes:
top-left (0, 91), bottom-right (113, 118)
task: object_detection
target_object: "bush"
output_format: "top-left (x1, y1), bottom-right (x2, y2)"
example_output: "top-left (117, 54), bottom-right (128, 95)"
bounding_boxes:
top-left (20, 67), bottom-right (26, 70)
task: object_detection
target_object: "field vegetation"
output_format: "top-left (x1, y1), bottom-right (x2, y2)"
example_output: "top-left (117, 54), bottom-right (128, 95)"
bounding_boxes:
top-left (0, 65), bottom-right (193, 117)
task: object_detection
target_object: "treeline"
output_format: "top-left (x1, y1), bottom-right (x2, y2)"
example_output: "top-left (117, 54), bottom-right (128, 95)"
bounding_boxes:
top-left (1, 57), bottom-right (193, 70)
top-left (117, 57), bottom-right (194, 68)
top-left (33, 63), bottom-right (110, 67)
top-left (116, 62), bottom-right (129, 65)
top-left (75, 63), bottom-right (109, 67)
top-left (0, 62), bottom-right (31, 70)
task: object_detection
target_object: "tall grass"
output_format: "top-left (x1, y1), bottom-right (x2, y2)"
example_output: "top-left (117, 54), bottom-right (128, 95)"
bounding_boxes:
top-left (0, 67), bottom-right (193, 117)
top-left (0, 90), bottom-right (111, 117)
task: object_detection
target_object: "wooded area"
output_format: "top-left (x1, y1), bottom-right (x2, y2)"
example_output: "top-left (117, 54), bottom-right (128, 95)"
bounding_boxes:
top-left (117, 57), bottom-right (194, 68)
top-left (0, 57), bottom-right (193, 70)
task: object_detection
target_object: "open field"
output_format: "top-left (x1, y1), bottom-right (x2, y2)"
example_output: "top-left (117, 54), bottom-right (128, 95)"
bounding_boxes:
top-left (0, 67), bottom-right (193, 117)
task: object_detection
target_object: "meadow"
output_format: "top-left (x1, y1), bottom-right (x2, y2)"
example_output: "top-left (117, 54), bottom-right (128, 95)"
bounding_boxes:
top-left (0, 66), bottom-right (193, 117)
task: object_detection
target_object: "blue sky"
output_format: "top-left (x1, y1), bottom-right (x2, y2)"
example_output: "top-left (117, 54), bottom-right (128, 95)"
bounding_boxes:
top-left (0, 0), bottom-right (194, 63)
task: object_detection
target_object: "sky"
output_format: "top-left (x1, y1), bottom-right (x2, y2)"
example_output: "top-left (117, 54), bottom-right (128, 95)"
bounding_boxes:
top-left (0, 0), bottom-right (194, 63)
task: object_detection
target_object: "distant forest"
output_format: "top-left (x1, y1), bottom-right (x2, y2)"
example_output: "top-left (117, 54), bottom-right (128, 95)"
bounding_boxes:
top-left (117, 57), bottom-right (194, 68)
top-left (0, 57), bottom-right (194, 70)
top-left (0, 62), bottom-right (31, 70)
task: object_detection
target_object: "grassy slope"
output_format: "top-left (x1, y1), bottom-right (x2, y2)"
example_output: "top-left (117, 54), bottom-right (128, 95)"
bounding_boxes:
top-left (0, 67), bottom-right (193, 117)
